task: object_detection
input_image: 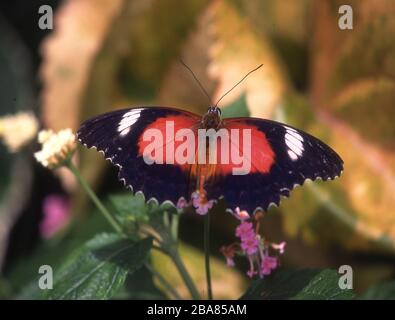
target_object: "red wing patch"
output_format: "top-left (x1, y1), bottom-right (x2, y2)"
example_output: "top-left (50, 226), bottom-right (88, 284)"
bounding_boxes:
top-left (214, 121), bottom-right (275, 176)
top-left (137, 115), bottom-right (199, 167)
top-left (137, 116), bottom-right (275, 177)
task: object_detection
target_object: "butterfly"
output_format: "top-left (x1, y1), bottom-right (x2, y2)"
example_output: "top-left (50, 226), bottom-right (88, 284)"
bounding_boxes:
top-left (77, 104), bottom-right (343, 215)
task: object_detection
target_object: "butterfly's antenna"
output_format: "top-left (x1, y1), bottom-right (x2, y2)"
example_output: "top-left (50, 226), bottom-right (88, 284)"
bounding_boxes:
top-left (179, 59), bottom-right (211, 104)
top-left (214, 64), bottom-right (263, 107)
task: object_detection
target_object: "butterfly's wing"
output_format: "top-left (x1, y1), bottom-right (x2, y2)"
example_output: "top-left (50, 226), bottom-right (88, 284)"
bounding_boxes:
top-left (77, 106), bottom-right (201, 204)
top-left (206, 117), bottom-right (343, 213)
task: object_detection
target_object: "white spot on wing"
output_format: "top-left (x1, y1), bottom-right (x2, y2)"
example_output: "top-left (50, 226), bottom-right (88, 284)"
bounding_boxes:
top-left (284, 127), bottom-right (304, 160)
top-left (118, 108), bottom-right (143, 136)
top-left (287, 150), bottom-right (298, 161)
top-left (120, 128), bottom-right (131, 136)
top-left (285, 133), bottom-right (304, 150)
top-left (284, 125), bottom-right (297, 133)
top-left (287, 129), bottom-right (304, 141)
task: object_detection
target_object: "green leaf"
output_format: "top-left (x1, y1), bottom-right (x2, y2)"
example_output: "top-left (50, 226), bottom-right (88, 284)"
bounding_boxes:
top-left (109, 193), bottom-right (177, 227)
top-left (122, 266), bottom-right (166, 300)
top-left (16, 281), bottom-right (43, 300)
top-left (109, 193), bottom-right (151, 224)
top-left (10, 211), bottom-right (112, 295)
top-left (47, 234), bottom-right (152, 300)
top-left (358, 281), bottom-right (395, 300)
top-left (241, 269), bottom-right (355, 300)
top-left (221, 94), bottom-right (250, 119)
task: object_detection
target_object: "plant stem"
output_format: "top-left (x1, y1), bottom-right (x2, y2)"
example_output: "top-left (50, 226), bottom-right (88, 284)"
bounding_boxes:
top-left (67, 161), bottom-right (123, 235)
top-left (171, 213), bottom-right (179, 241)
top-left (168, 247), bottom-right (201, 300)
top-left (204, 213), bottom-right (213, 300)
top-left (66, 161), bottom-right (200, 299)
top-left (145, 263), bottom-right (182, 300)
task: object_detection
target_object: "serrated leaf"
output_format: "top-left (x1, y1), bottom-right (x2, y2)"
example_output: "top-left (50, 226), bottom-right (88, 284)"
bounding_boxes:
top-left (10, 211), bottom-right (111, 296)
top-left (239, 0), bottom-right (311, 89)
top-left (122, 266), bottom-right (166, 300)
top-left (241, 269), bottom-right (354, 300)
top-left (279, 92), bottom-right (395, 253)
top-left (123, 0), bottom-right (209, 102)
top-left (157, 0), bottom-right (215, 115)
top-left (296, 0), bottom-right (395, 253)
top-left (48, 234), bottom-right (152, 300)
top-left (108, 193), bottom-right (177, 227)
top-left (207, 0), bottom-right (288, 118)
top-left (109, 193), bottom-right (152, 224)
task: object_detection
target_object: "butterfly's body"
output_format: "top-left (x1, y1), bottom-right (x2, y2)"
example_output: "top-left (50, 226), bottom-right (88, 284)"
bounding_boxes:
top-left (78, 106), bottom-right (343, 214)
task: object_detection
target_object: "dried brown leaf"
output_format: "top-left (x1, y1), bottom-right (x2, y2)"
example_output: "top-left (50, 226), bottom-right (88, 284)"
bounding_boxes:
top-left (207, 0), bottom-right (289, 118)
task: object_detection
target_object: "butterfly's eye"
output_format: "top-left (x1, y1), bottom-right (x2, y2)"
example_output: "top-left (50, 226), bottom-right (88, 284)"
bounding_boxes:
top-left (207, 106), bottom-right (221, 116)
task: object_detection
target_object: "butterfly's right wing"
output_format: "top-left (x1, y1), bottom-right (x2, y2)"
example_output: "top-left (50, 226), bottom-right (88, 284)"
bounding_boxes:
top-left (205, 117), bottom-right (343, 213)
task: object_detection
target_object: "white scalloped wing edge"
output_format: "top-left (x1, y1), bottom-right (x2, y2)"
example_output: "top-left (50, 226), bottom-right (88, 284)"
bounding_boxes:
top-left (79, 136), bottom-right (343, 216)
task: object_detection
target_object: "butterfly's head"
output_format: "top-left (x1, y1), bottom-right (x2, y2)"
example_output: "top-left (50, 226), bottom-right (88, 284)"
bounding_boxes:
top-left (202, 106), bottom-right (222, 129)
top-left (207, 106), bottom-right (222, 117)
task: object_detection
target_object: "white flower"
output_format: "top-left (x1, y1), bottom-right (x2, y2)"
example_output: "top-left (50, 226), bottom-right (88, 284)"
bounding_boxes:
top-left (0, 112), bottom-right (39, 152)
top-left (34, 129), bottom-right (76, 169)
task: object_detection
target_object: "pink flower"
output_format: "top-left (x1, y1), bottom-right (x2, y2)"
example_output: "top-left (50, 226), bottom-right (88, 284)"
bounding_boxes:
top-left (176, 197), bottom-right (188, 209)
top-left (235, 222), bottom-right (254, 238)
top-left (271, 241), bottom-right (286, 254)
top-left (191, 192), bottom-right (214, 215)
top-left (240, 235), bottom-right (259, 255)
top-left (236, 221), bottom-right (259, 256)
top-left (196, 201), bottom-right (214, 215)
top-left (260, 256), bottom-right (278, 276)
top-left (226, 257), bottom-right (235, 267)
top-left (220, 245), bottom-right (236, 267)
top-left (40, 195), bottom-right (70, 239)
top-left (233, 207), bottom-right (250, 221)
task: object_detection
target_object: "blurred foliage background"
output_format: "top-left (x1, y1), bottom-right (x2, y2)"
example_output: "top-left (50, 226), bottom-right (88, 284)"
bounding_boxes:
top-left (0, 0), bottom-right (395, 299)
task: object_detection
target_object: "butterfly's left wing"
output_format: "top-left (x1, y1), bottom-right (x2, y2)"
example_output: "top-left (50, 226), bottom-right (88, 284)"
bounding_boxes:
top-left (77, 106), bottom-right (201, 205)
top-left (206, 117), bottom-right (343, 213)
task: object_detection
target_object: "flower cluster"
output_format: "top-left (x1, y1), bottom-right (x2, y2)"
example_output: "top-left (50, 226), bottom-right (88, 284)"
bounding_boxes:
top-left (0, 112), bottom-right (39, 152)
top-left (34, 129), bottom-right (77, 169)
top-left (174, 191), bottom-right (216, 215)
top-left (221, 210), bottom-right (286, 278)
top-left (236, 221), bottom-right (259, 255)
